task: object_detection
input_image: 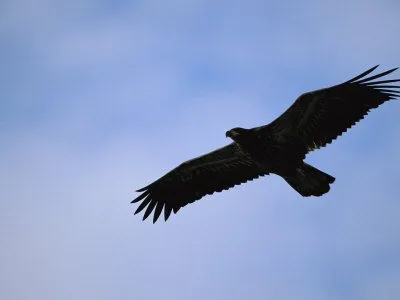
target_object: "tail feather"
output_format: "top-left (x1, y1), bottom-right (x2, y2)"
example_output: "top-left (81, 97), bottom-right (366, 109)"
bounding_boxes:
top-left (283, 163), bottom-right (335, 197)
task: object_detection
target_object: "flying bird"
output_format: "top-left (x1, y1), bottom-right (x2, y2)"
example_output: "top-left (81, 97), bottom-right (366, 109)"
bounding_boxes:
top-left (132, 65), bottom-right (399, 223)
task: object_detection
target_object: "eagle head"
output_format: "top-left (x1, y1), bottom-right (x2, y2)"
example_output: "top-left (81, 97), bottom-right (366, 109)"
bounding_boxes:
top-left (225, 127), bottom-right (248, 141)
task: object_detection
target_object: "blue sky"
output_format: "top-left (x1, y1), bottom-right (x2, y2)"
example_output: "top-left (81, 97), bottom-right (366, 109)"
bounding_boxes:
top-left (1, 0), bottom-right (400, 299)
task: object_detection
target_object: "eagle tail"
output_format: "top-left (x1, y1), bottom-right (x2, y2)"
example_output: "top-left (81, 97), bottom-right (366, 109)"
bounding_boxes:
top-left (283, 163), bottom-right (335, 197)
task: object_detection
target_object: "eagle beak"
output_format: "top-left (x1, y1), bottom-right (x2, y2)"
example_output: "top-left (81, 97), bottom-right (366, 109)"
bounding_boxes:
top-left (225, 131), bottom-right (231, 138)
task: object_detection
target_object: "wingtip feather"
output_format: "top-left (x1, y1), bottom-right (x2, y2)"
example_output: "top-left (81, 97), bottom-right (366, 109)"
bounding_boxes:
top-left (345, 65), bottom-right (379, 83)
top-left (356, 67), bottom-right (399, 84)
top-left (153, 201), bottom-right (164, 223)
top-left (142, 200), bottom-right (157, 221)
top-left (134, 195), bottom-right (152, 215)
top-left (164, 205), bottom-right (173, 221)
top-left (131, 190), bottom-right (150, 203)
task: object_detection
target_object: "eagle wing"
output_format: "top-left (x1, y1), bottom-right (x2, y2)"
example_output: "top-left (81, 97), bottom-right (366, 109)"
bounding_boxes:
top-left (132, 143), bottom-right (267, 223)
top-left (256, 66), bottom-right (399, 153)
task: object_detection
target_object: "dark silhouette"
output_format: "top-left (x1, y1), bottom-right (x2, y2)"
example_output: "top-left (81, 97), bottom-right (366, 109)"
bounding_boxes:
top-left (132, 66), bottom-right (399, 223)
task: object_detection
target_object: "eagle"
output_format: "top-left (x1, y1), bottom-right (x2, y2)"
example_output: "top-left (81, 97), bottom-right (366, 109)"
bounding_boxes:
top-left (132, 66), bottom-right (399, 223)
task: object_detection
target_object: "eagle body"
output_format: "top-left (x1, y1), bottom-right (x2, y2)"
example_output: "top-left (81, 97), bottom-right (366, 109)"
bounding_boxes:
top-left (227, 127), bottom-right (305, 174)
top-left (132, 66), bottom-right (399, 223)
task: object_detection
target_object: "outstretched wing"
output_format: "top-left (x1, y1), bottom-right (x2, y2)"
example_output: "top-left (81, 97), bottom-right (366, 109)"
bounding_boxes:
top-left (132, 143), bottom-right (266, 223)
top-left (257, 66), bottom-right (399, 153)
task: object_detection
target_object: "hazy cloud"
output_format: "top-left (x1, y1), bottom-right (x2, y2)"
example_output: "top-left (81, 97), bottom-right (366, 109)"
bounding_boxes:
top-left (1, 0), bottom-right (400, 299)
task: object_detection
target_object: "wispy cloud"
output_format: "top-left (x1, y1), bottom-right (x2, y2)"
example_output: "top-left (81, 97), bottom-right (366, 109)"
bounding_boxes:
top-left (1, 0), bottom-right (400, 299)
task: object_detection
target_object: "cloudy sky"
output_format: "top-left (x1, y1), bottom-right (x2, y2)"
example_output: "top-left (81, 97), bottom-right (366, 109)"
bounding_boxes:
top-left (1, 0), bottom-right (400, 299)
